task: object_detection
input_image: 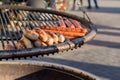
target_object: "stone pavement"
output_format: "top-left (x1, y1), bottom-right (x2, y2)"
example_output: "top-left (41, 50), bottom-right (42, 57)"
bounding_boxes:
top-left (19, 0), bottom-right (120, 80)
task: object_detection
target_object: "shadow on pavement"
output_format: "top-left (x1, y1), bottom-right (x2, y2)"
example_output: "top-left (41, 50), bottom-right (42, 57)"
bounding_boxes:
top-left (87, 7), bottom-right (120, 14)
top-left (97, 25), bottom-right (120, 31)
top-left (30, 57), bottom-right (120, 80)
top-left (86, 24), bottom-right (120, 49)
top-left (98, 31), bottom-right (120, 37)
top-left (88, 40), bottom-right (120, 49)
top-left (71, 7), bottom-right (120, 14)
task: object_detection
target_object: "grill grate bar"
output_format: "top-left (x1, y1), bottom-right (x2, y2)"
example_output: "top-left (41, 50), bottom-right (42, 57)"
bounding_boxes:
top-left (41, 13), bottom-right (50, 21)
top-left (45, 21), bottom-right (53, 26)
top-left (30, 12), bottom-right (40, 21)
top-left (30, 12), bottom-right (41, 27)
top-left (0, 33), bottom-right (4, 49)
top-left (29, 12), bottom-right (42, 28)
top-left (45, 13), bottom-right (53, 21)
top-left (38, 13), bottom-right (46, 21)
top-left (41, 21), bottom-right (48, 27)
top-left (10, 9), bottom-right (23, 35)
top-left (39, 14), bottom-right (52, 26)
top-left (33, 12), bottom-right (40, 21)
top-left (44, 13), bottom-right (58, 26)
top-left (36, 12), bottom-right (42, 21)
top-left (30, 12), bottom-right (51, 28)
top-left (53, 15), bottom-right (59, 21)
top-left (49, 14), bottom-right (57, 21)
top-left (43, 13), bottom-right (57, 26)
top-left (32, 12), bottom-right (51, 27)
top-left (0, 15), bottom-right (7, 49)
top-left (39, 21), bottom-right (44, 27)
top-left (0, 16), bottom-right (9, 45)
top-left (19, 10), bottom-right (33, 29)
top-left (25, 11), bottom-right (39, 28)
top-left (14, 10), bottom-right (27, 30)
top-left (44, 14), bottom-right (58, 26)
top-left (50, 21), bottom-right (58, 26)
top-left (5, 11), bottom-right (19, 42)
top-left (8, 10), bottom-right (22, 40)
top-left (47, 21), bottom-right (53, 26)
top-left (1, 10), bottom-right (16, 48)
top-left (41, 15), bottom-right (51, 27)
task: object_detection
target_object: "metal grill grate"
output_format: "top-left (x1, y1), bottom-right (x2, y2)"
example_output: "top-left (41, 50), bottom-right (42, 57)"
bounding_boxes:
top-left (0, 6), bottom-right (97, 59)
top-left (0, 8), bottom-right (75, 50)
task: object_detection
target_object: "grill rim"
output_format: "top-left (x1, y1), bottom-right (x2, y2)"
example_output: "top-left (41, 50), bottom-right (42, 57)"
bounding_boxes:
top-left (0, 61), bottom-right (100, 80)
top-left (0, 5), bottom-right (97, 59)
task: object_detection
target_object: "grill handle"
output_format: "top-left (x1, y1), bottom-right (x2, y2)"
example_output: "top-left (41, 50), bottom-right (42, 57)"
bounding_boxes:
top-left (77, 1), bottom-right (91, 23)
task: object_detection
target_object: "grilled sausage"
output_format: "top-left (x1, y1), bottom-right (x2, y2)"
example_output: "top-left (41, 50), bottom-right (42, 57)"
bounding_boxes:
top-left (41, 42), bottom-right (47, 46)
top-left (34, 40), bottom-right (42, 47)
top-left (4, 44), bottom-right (15, 50)
top-left (55, 33), bottom-right (65, 43)
top-left (70, 19), bottom-right (83, 28)
top-left (23, 28), bottom-right (39, 41)
top-left (46, 33), bottom-right (54, 45)
top-left (64, 19), bottom-right (75, 28)
top-left (46, 32), bottom-right (59, 44)
top-left (43, 29), bottom-right (85, 37)
top-left (20, 36), bottom-right (33, 48)
top-left (58, 19), bottom-right (66, 28)
top-left (35, 28), bottom-right (48, 42)
top-left (15, 42), bottom-right (25, 49)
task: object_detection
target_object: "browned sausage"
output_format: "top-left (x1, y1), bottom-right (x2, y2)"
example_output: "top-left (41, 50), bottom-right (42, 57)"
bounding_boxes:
top-left (20, 36), bottom-right (33, 48)
top-left (46, 31), bottom-right (59, 44)
top-left (23, 28), bottom-right (39, 41)
top-left (35, 28), bottom-right (48, 42)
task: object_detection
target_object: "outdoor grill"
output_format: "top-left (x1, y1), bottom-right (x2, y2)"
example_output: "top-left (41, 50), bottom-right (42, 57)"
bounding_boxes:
top-left (0, 5), bottom-right (99, 80)
top-left (0, 5), bottom-right (97, 59)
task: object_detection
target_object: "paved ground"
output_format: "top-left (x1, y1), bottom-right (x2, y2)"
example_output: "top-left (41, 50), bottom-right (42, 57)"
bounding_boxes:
top-left (15, 0), bottom-right (120, 80)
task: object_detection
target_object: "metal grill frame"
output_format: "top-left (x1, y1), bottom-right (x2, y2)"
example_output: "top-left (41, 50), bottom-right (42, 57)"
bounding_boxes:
top-left (0, 5), bottom-right (97, 59)
top-left (0, 61), bottom-right (100, 80)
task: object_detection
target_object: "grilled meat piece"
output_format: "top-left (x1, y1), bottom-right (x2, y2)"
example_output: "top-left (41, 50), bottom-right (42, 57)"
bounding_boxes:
top-left (46, 33), bottom-right (54, 46)
top-left (46, 31), bottom-right (58, 44)
top-left (4, 44), bottom-right (15, 50)
top-left (20, 36), bottom-right (33, 48)
top-left (55, 33), bottom-right (65, 43)
top-left (15, 42), bottom-right (25, 49)
top-left (35, 28), bottom-right (48, 42)
top-left (34, 40), bottom-right (42, 47)
top-left (23, 28), bottom-right (39, 41)
top-left (41, 42), bottom-right (47, 46)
